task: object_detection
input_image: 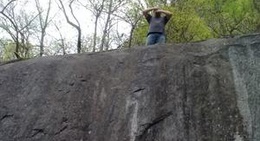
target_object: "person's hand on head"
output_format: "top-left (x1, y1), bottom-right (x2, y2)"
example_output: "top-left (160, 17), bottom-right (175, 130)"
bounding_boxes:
top-left (156, 10), bottom-right (163, 13)
top-left (153, 7), bottom-right (159, 11)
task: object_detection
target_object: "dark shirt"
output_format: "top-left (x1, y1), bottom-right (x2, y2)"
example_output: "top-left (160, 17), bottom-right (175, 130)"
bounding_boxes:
top-left (145, 14), bottom-right (170, 35)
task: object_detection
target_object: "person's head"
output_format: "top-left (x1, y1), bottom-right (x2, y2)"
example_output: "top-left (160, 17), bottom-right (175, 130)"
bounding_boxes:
top-left (153, 9), bottom-right (161, 18)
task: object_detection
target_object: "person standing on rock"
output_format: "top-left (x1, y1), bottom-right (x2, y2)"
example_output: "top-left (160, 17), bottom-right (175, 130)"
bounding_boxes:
top-left (142, 7), bottom-right (172, 46)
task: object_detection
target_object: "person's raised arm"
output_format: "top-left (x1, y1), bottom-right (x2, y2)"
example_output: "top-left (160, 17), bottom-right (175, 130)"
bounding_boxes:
top-left (157, 9), bottom-right (172, 19)
top-left (142, 7), bottom-right (159, 17)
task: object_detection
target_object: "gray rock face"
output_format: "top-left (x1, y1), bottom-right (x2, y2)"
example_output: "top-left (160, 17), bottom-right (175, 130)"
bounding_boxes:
top-left (0, 34), bottom-right (259, 141)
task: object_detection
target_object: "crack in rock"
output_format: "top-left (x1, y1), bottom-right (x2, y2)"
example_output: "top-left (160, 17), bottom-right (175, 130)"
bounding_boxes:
top-left (55, 125), bottom-right (68, 135)
top-left (136, 111), bottom-right (173, 140)
top-left (131, 88), bottom-right (146, 100)
top-left (133, 88), bottom-right (145, 93)
top-left (31, 129), bottom-right (45, 138)
top-left (0, 114), bottom-right (14, 121)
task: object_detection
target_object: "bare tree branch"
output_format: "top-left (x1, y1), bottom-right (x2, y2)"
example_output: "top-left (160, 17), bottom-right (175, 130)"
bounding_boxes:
top-left (35, 0), bottom-right (52, 56)
top-left (0, 1), bottom-right (38, 59)
top-left (80, 0), bottom-right (105, 52)
top-left (69, 0), bottom-right (80, 27)
top-left (54, 22), bottom-right (66, 55)
top-left (111, 1), bottom-right (142, 48)
top-left (0, 0), bottom-right (16, 13)
top-left (100, 0), bottom-right (128, 51)
top-left (58, 0), bottom-right (81, 53)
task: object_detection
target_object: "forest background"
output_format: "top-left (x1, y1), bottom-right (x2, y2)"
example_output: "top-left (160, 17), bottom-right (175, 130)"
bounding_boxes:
top-left (0, 0), bottom-right (259, 61)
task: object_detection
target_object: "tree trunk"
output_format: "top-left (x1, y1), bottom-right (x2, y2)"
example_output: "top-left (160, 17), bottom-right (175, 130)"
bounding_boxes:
top-left (36, 0), bottom-right (51, 57)
top-left (61, 38), bottom-right (66, 55)
top-left (92, 17), bottom-right (98, 52)
top-left (14, 31), bottom-right (20, 59)
top-left (128, 27), bottom-right (134, 48)
top-left (40, 31), bottom-right (45, 56)
top-left (59, 0), bottom-right (81, 53)
top-left (100, 0), bottom-right (113, 51)
top-left (77, 28), bottom-right (81, 53)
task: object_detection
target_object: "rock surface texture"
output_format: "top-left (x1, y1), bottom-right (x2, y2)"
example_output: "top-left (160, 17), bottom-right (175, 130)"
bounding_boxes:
top-left (0, 34), bottom-right (260, 141)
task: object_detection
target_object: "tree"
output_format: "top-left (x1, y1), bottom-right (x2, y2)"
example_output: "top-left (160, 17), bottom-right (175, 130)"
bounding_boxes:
top-left (0, 38), bottom-right (34, 61)
top-left (199, 0), bottom-right (259, 37)
top-left (79, 0), bottom-right (105, 52)
top-left (99, 0), bottom-right (127, 51)
top-left (0, 39), bottom-right (17, 61)
top-left (99, 0), bottom-right (113, 51)
top-left (0, 0), bottom-right (20, 58)
top-left (53, 22), bottom-right (67, 55)
top-left (253, 0), bottom-right (260, 32)
top-left (114, 1), bottom-right (143, 48)
top-left (35, 0), bottom-right (52, 56)
top-left (253, 0), bottom-right (260, 12)
top-left (143, 0), bottom-right (160, 7)
top-left (0, 38), bottom-right (13, 61)
top-left (0, 0), bottom-right (38, 59)
top-left (81, 35), bottom-right (94, 53)
top-left (58, 0), bottom-right (82, 53)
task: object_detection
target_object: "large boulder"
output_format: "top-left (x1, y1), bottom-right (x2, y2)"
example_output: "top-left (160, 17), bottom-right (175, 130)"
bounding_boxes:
top-left (0, 33), bottom-right (260, 141)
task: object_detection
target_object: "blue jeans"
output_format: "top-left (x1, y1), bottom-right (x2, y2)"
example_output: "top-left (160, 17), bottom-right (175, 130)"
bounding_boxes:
top-left (146, 33), bottom-right (166, 45)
